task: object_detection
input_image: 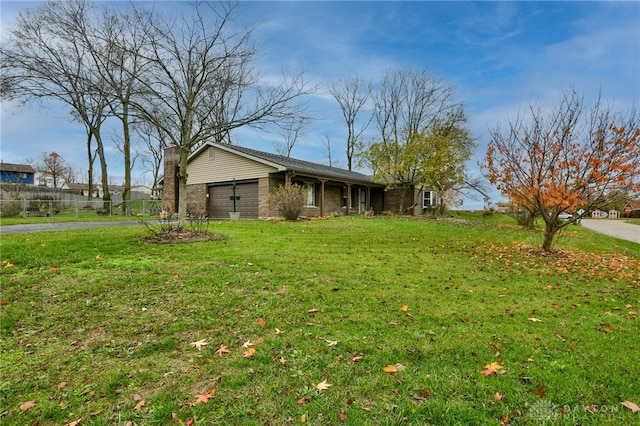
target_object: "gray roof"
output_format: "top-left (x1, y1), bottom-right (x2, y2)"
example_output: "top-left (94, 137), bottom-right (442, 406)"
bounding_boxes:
top-left (218, 143), bottom-right (379, 185)
top-left (0, 162), bottom-right (35, 173)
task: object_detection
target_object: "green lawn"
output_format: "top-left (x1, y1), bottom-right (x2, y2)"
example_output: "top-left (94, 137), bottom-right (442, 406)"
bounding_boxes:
top-left (1, 216), bottom-right (639, 425)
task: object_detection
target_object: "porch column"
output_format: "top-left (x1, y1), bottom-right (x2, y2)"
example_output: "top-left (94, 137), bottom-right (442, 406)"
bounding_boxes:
top-left (367, 187), bottom-right (372, 211)
top-left (319, 179), bottom-right (326, 217)
top-left (346, 183), bottom-right (352, 216)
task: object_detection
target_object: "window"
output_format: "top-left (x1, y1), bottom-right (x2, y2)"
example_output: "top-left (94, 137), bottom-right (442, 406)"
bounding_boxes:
top-left (304, 183), bottom-right (316, 207)
top-left (422, 190), bottom-right (436, 208)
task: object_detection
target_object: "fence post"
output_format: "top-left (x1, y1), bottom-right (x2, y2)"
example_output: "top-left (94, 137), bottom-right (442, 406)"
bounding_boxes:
top-left (22, 198), bottom-right (27, 218)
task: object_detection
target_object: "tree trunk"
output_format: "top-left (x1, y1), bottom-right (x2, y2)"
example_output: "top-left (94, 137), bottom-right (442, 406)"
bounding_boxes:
top-left (121, 104), bottom-right (131, 216)
top-left (542, 222), bottom-right (556, 252)
top-left (86, 131), bottom-right (94, 202)
top-left (94, 130), bottom-right (111, 211)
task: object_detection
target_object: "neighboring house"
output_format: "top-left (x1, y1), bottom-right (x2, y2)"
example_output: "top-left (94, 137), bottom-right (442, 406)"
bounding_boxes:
top-left (162, 142), bottom-right (439, 219)
top-left (0, 162), bottom-right (35, 185)
top-left (624, 201), bottom-right (640, 218)
top-left (64, 182), bottom-right (102, 197)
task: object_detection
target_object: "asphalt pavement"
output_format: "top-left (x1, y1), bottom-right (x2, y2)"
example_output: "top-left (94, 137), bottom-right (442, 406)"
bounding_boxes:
top-left (0, 220), bottom-right (143, 235)
top-left (580, 219), bottom-right (640, 244)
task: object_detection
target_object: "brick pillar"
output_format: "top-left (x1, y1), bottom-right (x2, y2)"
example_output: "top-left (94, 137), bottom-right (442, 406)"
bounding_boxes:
top-left (163, 145), bottom-right (180, 213)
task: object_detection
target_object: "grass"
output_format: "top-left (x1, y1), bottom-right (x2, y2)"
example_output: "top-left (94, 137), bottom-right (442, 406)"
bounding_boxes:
top-left (1, 214), bottom-right (639, 425)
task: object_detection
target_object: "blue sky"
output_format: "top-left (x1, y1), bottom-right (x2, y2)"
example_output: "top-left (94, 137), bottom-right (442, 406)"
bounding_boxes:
top-left (1, 1), bottom-right (639, 209)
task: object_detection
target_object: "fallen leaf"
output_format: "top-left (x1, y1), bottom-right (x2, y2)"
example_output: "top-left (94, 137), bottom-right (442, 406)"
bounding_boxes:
top-left (383, 365), bottom-right (398, 374)
top-left (413, 389), bottom-right (431, 401)
top-left (88, 410), bottom-right (103, 416)
top-left (528, 317), bottom-right (543, 322)
top-left (64, 419), bottom-right (82, 426)
top-left (535, 385), bottom-right (546, 397)
top-left (481, 362), bottom-right (503, 376)
top-left (190, 339), bottom-right (209, 351)
top-left (242, 340), bottom-right (254, 348)
top-left (134, 399), bottom-right (145, 411)
top-left (307, 308), bottom-right (320, 314)
top-left (503, 412), bottom-right (509, 423)
top-left (352, 356), bottom-right (363, 363)
top-left (621, 400), bottom-right (639, 414)
top-left (315, 379), bottom-right (331, 391)
top-left (243, 347), bottom-right (256, 358)
top-left (339, 408), bottom-right (346, 421)
top-left (185, 419), bottom-right (194, 426)
top-left (50, 265), bottom-right (59, 271)
top-left (324, 339), bottom-right (338, 346)
top-left (195, 388), bottom-right (216, 404)
top-left (215, 344), bottom-right (230, 357)
top-left (95, 255), bottom-right (101, 260)
top-left (494, 391), bottom-right (502, 401)
top-left (297, 396), bottom-right (308, 405)
top-left (400, 304), bottom-right (408, 312)
top-left (3, 262), bottom-right (14, 268)
top-left (0, 300), bottom-right (10, 305)
top-left (20, 400), bottom-right (36, 412)
top-left (257, 318), bottom-right (266, 326)
top-left (57, 381), bottom-right (70, 389)
top-left (274, 328), bottom-right (284, 334)
top-left (278, 356), bottom-right (287, 365)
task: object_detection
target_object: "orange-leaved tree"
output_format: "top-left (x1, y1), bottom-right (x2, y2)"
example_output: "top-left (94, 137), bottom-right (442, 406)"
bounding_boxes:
top-left (483, 90), bottom-right (639, 251)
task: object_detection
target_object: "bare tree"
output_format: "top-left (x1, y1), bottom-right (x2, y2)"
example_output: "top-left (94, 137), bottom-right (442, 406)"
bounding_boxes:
top-left (322, 134), bottom-right (334, 167)
top-left (130, 2), bottom-right (311, 229)
top-left (372, 69), bottom-right (461, 144)
top-left (329, 77), bottom-right (371, 171)
top-left (134, 120), bottom-right (168, 199)
top-left (1, 0), bottom-right (112, 208)
top-left (35, 152), bottom-right (72, 188)
top-left (81, 6), bottom-right (153, 215)
top-left (362, 69), bottom-right (472, 213)
top-left (273, 116), bottom-right (311, 157)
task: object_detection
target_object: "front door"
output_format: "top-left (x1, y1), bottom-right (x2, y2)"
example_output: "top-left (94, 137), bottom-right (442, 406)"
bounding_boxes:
top-left (359, 189), bottom-right (366, 214)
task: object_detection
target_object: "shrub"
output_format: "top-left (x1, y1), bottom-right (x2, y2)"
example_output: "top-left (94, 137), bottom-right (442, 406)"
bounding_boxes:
top-left (269, 183), bottom-right (307, 220)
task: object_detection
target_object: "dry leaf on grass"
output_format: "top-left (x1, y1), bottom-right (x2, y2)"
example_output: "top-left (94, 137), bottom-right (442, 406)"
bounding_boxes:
top-left (621, 400), bottom-right (639, 414)
top-left (215, 344), bottom-right (230, 357)
top-left (315, 380), bottom-right (331, 391)
top-left (190, 339), bottom-right (209, 351)
top-left (20, 400), bottom-right (36, 412)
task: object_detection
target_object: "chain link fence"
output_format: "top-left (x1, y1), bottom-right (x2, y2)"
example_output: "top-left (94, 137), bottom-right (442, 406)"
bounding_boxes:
top-left (0, 199), bottom-right (164, 221)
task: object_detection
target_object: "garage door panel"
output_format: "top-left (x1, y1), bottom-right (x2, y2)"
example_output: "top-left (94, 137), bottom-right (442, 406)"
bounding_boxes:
top-left (208, 182), bottom-right (258, 219)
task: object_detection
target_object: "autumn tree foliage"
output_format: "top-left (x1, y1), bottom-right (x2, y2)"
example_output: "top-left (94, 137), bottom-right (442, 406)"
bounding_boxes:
top-left (361, 70), bottom-right (474, 213)
top-left (484, 90), bottom-right (640, 251)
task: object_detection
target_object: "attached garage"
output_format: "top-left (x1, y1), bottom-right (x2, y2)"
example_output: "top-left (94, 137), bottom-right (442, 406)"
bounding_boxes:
top-left (208, 180), bottom-right (259, 219)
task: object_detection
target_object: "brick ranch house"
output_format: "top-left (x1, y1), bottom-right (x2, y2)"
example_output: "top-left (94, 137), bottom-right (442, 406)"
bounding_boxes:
top-left (161, 142), bottom-right (439, 219)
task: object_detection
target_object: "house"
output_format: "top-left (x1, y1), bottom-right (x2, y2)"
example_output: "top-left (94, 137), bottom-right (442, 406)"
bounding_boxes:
top-left (624, 201), bottom-right (640, 218)
top-left (0, 162), bottom-right (35, 185)
top-left (162, 142), bottom-right (439, 219)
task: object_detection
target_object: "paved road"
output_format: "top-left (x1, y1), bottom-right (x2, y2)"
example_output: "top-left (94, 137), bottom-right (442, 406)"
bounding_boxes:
top-left (580, 219), bottom-right (640, 244)
top-left (0, 220), bottom-right (142, 235)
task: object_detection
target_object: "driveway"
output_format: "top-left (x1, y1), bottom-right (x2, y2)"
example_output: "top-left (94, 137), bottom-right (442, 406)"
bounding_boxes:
top-left (0, 220), bottom-right (142, 235)
top-left (580, 219), bottom-right (640, 244)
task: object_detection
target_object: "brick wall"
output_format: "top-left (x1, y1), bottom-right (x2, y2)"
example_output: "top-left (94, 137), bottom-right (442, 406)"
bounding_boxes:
top-left (186, 184), bottom-right (207, 217)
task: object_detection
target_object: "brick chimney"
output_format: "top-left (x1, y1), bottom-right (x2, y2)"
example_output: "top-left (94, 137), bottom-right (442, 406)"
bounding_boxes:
top-left (163, 144), bottom-right (180, 213)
